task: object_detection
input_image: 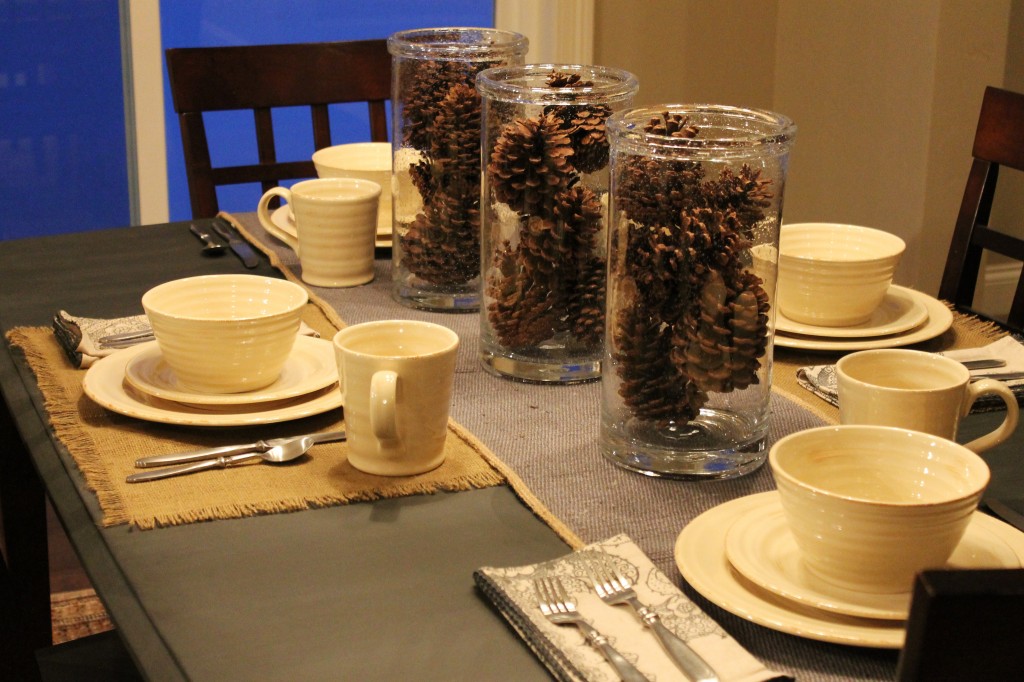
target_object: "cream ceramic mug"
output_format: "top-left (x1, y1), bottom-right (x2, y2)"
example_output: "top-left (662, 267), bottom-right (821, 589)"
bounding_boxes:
top-left (836, 348), bottom-right (1019, 453)
top-left (333, 320), bottom-right (459, 476)
top-left (258, 177), bottom-right (380, 287)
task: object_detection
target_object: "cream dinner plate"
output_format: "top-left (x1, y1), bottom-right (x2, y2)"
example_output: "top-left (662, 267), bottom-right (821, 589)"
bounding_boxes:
top-left (774, 289), bottom-right (953, 352)
top-left (677, 492), bottom-right (907, 649)
top-left (270, 205), bottom-right (392, 247)
top-left (83, 348), bottom-right (342, 427)
top-left (774, 285), bottom-right (928, 339)
top-left (724, 495), bottom-right (1022, 621)
top-left (123, 337), bottom-right (338, 406)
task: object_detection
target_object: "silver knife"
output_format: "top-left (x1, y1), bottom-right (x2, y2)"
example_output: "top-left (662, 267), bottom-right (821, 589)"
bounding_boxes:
top-left (211, 219), bottom-right (260, 268)
top-left (984, 497), bottom-right (1024, 533)
top-left (970, 371), bottom-right (1024, 382)
top-left (134, 430), bottom-right (346, 468)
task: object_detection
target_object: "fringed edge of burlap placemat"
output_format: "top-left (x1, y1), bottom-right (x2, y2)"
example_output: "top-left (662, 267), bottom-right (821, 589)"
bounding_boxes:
top-left (771, 303), bottom-right (1009, 425)
top-left (219, 211), bottom-right (585, 548)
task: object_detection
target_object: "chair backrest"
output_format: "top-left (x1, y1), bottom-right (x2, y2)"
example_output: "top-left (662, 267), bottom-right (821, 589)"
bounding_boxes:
top-left (165, 40), bottom-right (391, 219)
top-left (938, 85), bottom-right (1024, 331)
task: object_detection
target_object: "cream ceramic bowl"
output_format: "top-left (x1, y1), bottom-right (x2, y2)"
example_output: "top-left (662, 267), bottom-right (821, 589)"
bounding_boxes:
top-left (769, 425), bottom-right (989, 594)
top-left (142, 275), bottom-right (308, 394)
top-left (312, 142), bottom-right (392, 231)
top-left (777, 223), bottom-right (905, 327)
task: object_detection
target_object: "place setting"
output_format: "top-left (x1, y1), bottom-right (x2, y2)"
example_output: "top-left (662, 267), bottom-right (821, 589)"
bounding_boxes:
top-left (771, 223), bottom-right (953, 352)
top-left (80, 274), bottom-right (343, 427)
top-left (674, 426), bottom-right (1024, 650)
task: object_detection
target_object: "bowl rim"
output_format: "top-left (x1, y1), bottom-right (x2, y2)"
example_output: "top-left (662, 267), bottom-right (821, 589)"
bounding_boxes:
top-left (780, 222), bottom-right (906, 261)
top-left (768, 425), bottom-right (990, 507)
top-left (142, 274), bottom-right (308, 323)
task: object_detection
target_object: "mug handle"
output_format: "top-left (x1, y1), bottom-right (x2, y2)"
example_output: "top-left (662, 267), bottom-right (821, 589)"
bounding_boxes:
top-left (256, 187), bottom-right (300, 254)
top-left (370, 370), bottom-right (399, 442)
top-left (962, 378), bottom-right (1020, 452)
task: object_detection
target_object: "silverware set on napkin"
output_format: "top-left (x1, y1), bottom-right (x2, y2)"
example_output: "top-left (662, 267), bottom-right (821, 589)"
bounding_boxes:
top-left (534, 557), bottom-right (719, 682)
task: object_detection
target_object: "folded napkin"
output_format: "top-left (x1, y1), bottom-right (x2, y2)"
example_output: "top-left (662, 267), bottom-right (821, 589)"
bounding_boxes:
top-left (474, 534), bottom-right (787, 682)
top-left (796, 335), bottom-right (1024, 412)
top-left (53, 310), bottom-right (320, 369)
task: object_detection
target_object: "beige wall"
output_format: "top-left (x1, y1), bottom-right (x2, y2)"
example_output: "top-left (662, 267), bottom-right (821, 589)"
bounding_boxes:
top-left (594, 0), bottom-right (1020, 312)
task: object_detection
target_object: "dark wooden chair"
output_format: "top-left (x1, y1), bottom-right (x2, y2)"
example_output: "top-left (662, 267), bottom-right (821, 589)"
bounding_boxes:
top-left (938, 85), bottom-right (1024, 332)
top-left (165, 40), bottom-right (391, 219)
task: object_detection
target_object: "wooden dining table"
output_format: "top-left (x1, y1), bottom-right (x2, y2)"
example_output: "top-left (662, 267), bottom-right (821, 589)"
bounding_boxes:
top-left (1, 216), bottom-right (1021, 681)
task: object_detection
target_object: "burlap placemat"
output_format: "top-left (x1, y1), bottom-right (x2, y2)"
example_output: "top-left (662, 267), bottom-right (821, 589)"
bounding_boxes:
top-left (6, 295), bottom-right (506, 531)
top-left (771, 307), bottom-right (1008, 423)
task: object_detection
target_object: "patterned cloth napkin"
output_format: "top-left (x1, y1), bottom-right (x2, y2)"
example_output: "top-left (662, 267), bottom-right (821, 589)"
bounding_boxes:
top-left (796, 336), bottom-right (1024, 411)
top-left (52, 310), bottom-right (319, 368)
top-left (474, 535), bottom-right (788, 682)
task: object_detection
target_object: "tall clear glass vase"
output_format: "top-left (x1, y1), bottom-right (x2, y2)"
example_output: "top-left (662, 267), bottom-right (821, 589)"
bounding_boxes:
top-left (477, 64), bottom-right (638, 383)
top-left (387, 27), bottom-right (528, 312)
top-left (601, 105), bottom-right (796, 477)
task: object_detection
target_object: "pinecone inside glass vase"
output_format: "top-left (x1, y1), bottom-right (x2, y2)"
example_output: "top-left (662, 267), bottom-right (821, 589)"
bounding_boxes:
top-left (611, 113), bottom-right (775, 425)
top-left (399, 64), bottom-right (486, 287)
top-left (484, 69), bottom-right (612, 353)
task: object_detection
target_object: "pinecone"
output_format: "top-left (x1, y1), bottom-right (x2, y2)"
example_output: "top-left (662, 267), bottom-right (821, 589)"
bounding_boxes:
top-left (553, 183), bottom-right (604, 259)
top-left (672, 269), bottom-right (769, 394)
top-left (400, 188), bottom-right (480, 285)
top-left (567, 255), bottom-right (606, 346)
top-left (646, 112), bottom-right (700, 138)
top-left (546, 70), bottom-right (589, 89)
top-left (612, 285), bottom-right (703, 423)
top-left (399, 60), bottom-right (470, 149)
top-left (518, 216), bottom-right (565, 276)
top-left (543, 71), bottom-right (613, 174)
top-left (679, 207), bottom-right (752, 275)
top-left (427, 83), bottom-right (483, 184)
top-left (703, 165), bottom-right (775, 229)
top-left (486, 243), bottom-right (559, 349)
top-left (615, 155), bottom-right (704, 227)
top-left (488, 113), bottom-right (576, 215)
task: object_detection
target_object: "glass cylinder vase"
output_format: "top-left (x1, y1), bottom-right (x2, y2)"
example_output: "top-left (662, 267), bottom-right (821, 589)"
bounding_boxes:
top-left (477, 64), bottom-right (638, 383)
top-left (602, 105), bottom-right (796, 478)
top-left (388, 27), bottom-right (528, 312)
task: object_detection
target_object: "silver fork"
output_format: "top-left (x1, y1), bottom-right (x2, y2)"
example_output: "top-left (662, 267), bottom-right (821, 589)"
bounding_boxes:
top-left (534, 576), bottom-right (648, 682)
top-left (588, 560), bottom-right (719, 682)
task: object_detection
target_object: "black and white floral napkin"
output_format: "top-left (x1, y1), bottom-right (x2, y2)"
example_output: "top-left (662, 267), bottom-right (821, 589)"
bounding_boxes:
top-left (796, 336), bottom-right (1024, 411)
top-left (474, 534), bottom-right (787, 682)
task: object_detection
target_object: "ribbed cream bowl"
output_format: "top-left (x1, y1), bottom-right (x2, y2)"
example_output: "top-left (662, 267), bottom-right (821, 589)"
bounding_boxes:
top-left (769, 425), bottom-right (988, 594)
top-left (142, 275), bottom-right (308, 394)
top-left (312, 142), bottom-right (392, 230)
top-left (778, 223), bottom-right (905, 326)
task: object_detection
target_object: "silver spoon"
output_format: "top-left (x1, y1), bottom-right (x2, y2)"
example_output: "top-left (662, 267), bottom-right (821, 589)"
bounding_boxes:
top-left (189, 223), bottom-right (226, 256)
top-left (126, 435), bottom-right (317, 483)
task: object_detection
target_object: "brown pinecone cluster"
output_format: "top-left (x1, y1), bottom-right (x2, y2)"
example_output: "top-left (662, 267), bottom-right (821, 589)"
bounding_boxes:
top-left (610, 113), bottom-right (774, 423)
top-left (398, 61), bottom-right (489, 286)
top-left (484, 70), bottom-right (613, 350)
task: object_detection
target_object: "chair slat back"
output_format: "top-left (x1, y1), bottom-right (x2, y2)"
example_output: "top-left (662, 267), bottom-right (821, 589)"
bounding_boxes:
top-left (166, 40), bottom-right (391, 218)
top-left (938, 85), bottom-right (1024, 332)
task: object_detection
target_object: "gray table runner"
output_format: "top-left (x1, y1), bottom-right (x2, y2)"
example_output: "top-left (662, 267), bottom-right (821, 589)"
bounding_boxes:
top-left (232, 213), bottom-right (897, 681)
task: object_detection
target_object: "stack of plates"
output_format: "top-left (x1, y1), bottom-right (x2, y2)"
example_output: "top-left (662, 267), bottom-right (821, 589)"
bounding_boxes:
top-left (774, 286), bottom-right (954, 352)
top-left (82, 336), bottom-right (342, 426)
top-left (674, 492), bottom-right (1024, 648)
